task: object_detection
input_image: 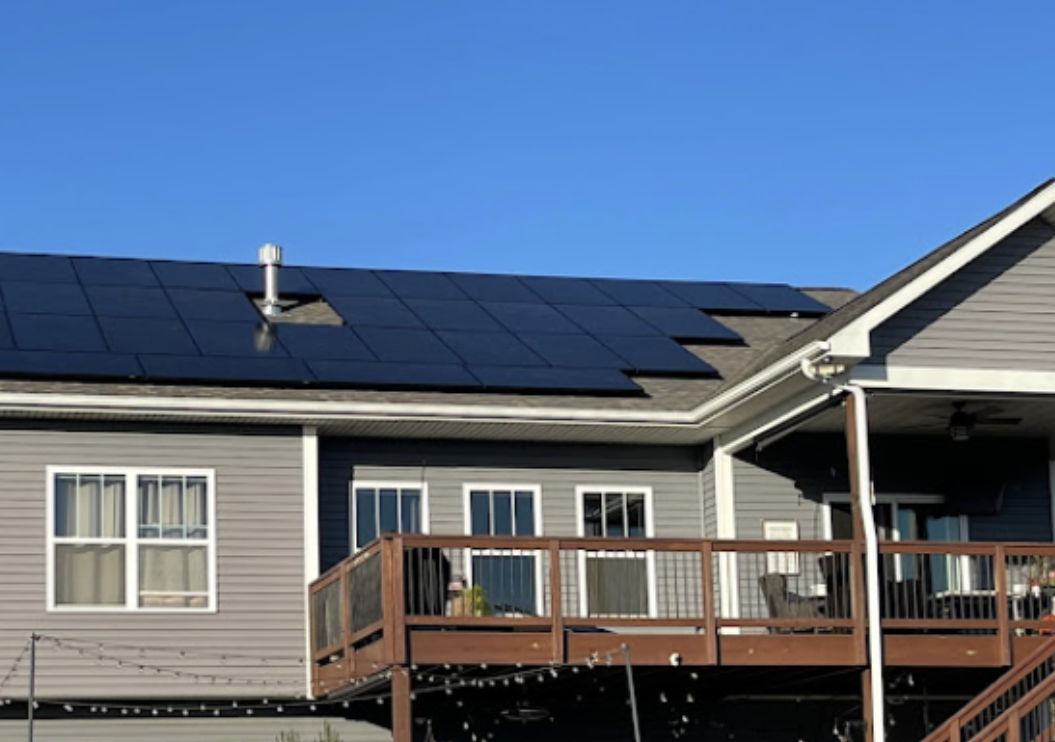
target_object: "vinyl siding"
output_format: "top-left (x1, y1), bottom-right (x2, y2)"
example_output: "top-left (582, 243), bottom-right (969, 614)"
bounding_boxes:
top-left (0, 717), bottom-right (389, 742)
top-left (871, 218), bottom-right (1055, 369)
top-left (0, 422), bottom-right (306, 700)
top-left (701, 451), bottom-right (717, 539)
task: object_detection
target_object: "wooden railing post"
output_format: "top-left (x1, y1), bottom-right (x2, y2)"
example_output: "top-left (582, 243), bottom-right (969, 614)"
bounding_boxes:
top-left (388, 536), bottom-right (407, 666)
top-left (549, 541), bottom-right (564, 664)
top-left (341, 563), bottom-right (353, 686)
top-left (994, 545), bottom-right (1011, 666)
top-left (851, 542), bottom-right (868, 665)
top-left (1005, 707), bottom-right (1021, 742)
top-left (701, 541), bottom-right (718, 664)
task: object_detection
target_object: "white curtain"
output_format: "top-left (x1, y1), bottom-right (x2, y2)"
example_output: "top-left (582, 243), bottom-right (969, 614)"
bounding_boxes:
top-left (55, 544), bottom-right (126, 605)
top-left (139, 545), bottom-right (208, 606)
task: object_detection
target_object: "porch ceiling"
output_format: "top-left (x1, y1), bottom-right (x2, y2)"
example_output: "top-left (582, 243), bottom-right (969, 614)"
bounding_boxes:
top-left (798, 392), bottom-right (1055, 442)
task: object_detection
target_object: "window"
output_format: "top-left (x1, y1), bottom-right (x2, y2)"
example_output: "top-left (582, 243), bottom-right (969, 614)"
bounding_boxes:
top-left (465, 486), bottom-right (540, 616)
top-left (577, 487), bottom-right (655, 617)
top-left (48, 468), bottom-right (215, 611)
top-left (350, 482), bottom-right (426, 551)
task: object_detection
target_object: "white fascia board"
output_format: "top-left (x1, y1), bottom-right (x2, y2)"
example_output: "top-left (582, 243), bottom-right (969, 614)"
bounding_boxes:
top-left (0, 341), bottom-right (831, 433)
top-left (852, 364), bottom-right (1055, 395)
top-left (827, 182), bottom-right (1055, 360)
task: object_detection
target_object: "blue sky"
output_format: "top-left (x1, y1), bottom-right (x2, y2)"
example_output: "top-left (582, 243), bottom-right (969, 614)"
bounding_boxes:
top-left (2, 2), bottom-right (1053, 291)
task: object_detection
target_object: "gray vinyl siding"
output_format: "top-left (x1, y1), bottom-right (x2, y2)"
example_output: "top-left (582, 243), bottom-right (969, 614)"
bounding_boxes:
top-left (0, 717), bottom-right (389, 742)
top-left (871, 218), bottom-right (1055, 369)
top-left (968, 459), bottom-right (1052, 542)
top-left (732, 456), bottom-right (825, 541)
top-left (701, 451), bottom-right (717, 539)
top-left (0, 422), bottom-right (306, 700)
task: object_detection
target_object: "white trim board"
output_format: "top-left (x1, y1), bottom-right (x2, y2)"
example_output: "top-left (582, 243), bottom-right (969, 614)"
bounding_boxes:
top-left (301, 425), bottom-right (319, 699)
top-left (852, 365), bottom-right (1055, 395)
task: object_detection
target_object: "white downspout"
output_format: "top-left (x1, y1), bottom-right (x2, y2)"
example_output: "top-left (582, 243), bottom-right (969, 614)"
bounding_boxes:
top-left (838, 384), bottom-right (885, 742)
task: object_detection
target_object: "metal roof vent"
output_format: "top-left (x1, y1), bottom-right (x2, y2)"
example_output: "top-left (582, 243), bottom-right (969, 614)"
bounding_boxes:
top-left (258, 243), bottom-right (283, 317)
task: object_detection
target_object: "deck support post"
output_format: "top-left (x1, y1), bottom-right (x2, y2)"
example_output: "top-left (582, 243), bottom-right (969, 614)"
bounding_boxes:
top-left (391, 667), bottom-right (412, 742)
top-left (861, 669), bottom-right (873, 742)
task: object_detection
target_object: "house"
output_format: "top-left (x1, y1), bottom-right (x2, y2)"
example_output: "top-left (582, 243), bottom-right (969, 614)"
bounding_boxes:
top-left (1, 182), bottom-right (1055, 742)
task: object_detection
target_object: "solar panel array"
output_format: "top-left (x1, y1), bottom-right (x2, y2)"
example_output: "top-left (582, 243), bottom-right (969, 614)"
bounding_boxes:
top-left (0, 254), bottom-right (830, 394)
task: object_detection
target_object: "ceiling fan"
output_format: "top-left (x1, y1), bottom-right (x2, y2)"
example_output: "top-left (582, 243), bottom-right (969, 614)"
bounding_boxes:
top-left (917, 401), bottom-right (1023, 442)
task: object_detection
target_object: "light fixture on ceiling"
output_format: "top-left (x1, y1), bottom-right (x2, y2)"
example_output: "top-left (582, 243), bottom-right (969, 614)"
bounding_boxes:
top-left (947, 404), bottom-right (974, 442)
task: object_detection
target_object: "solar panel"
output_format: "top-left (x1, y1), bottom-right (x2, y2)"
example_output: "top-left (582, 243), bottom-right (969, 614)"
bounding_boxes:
top-left (274, 325), bottom-right (375, 361)
top-left (73, 257), bottom-right (159, 287)
top-left (303, 268), bottom-right (393, 297)
top-left (85, 285), bottom-right (179, 319)
top-left (629, 307), bottom-right (741, 341)
top-left (479, 302), bottom-right (581, 335)
top-left (658, 281), bottom-right (764, 312)
top-left (597, 336), bottom-right (718, 375)
top-left (151, 261), bottom-right (240, 290)
top-left (556, 305), bottom-right (662, 336)
top-left (0, 349), bottom-right (143, 378)
top-left (518, 276), bottom-right (615, 306)
top-left (326, 295), bottom-right (424, 329)
top-left (167, 289), bottom-right (262, 322)
top-left (8, 314), bottom-right (107, 352)
top-left (0, 314), bottom-right (11, 349)
top-left (1, 282), bottom-right (92, 316)
top-left (377, 270), bottom-right (467, 300)
top-left (729, 284), bottom-right (830, 313)
top-left (98, 317), bottom-right (200, 356)
top-left (185, 320), bottom-right (288, 356)
top-left (406, 299), bottom-right (503, 332)
top-left (356, 327), bottom-right (462, 364)
top-left (469, 365), bottom-right (641, 392)
top-left (227, 264), bottom-right (319, 295)
top-left (589, 279), bottom-right (688, 307)
top-left (0, 254), bottom-right (79, 283)
top-left (308, 360), bottom-right (481, 388)
top-left (448, 274), bottom-right (542, 304)
top-left (140, 355), bottom-right (311, 383)
top-left (437, 331), bottom-right (545, 366)
top-left (516, 334), bottom-right (628, 368)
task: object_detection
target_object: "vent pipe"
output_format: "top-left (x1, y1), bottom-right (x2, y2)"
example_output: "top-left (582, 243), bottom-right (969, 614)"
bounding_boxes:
top-left (258, 243), bottom-right (283, 317)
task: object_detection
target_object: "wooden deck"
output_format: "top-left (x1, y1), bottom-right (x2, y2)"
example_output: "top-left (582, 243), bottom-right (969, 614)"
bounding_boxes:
top-left (308, 535), bottom-right (1055, 698)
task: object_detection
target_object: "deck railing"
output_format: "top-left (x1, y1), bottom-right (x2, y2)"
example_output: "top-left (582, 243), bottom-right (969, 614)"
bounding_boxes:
top-left (309, 536), bottom-right (1055, 696)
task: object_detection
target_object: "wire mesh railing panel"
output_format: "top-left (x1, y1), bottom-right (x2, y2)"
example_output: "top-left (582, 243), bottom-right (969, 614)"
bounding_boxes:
top-left (311, 579), bottom-right (342, 652)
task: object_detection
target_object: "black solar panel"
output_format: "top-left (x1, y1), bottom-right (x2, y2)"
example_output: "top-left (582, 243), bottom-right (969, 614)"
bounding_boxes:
top-left (556, 305), bottom-right (662, 336)
top-left (151, 261), bottom-right (240, 290)
top-left (0, 315), bottom-right (11, 349)
top-left (73, 257), bottom-right (159, 287)
top-left (480, 302), bottom-right (581, 335)
top-left (326, 295), bottom-right (424, 329)
top-left (437, 331), bottom-right (545, 367)
top-left (99, 317), bottom-right (199, 356)
top-left (85, 285), bottom-right (179, 319)
top-left (185, 320), bottom-right (288, 356)
top-left (1, 282), bottom-right (92, 315)
top-left (730, 284), bottom-right (830, 313)
top-left (597, 336), bottom-right (718, 375)
top-left (140, 355), bottom-right (311, 383)
top-left (448, 274), bottom-right (541, 304)
top-left (0, 350), bottom-right (142, 378)
top-left (629, 307), bottom-right (741, 341)
top-left (377, 270), bottom-right (467, 300)
top-left (227, 265), bottom-right (319, 295)
top-left (0, 254), bottom-right (78, 284)
top-left (517, 334), bottom-right (627, 368)
top-left (308, 360), bottom-right (480, 388)
top-left (658, 281), bottom-right (764, 312)
top-left (8, 314), bottom-right (107, 352)
top-left (406, 299), bottom-right (503, 332)
top-left (469, 365), bottom-right (641, 392)
top-left (356, 327), bottom-right (461, 364)
top-left (275, 325), bottom-right (375, 361)
top-left (518, 276), bottom-right (615, 306)
top-left (167, 289), bottom-right (262, 322)
top-left (303, 268), bottom-right (393, 297)
top-left (590, 279), bottom-right (687, 307)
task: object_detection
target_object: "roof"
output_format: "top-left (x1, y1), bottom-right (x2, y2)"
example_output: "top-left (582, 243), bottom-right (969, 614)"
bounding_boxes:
top-left (0, 253), bottom-right (848, 413)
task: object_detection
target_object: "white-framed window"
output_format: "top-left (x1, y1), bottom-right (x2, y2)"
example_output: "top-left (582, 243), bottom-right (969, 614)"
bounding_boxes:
top-left (463, 484), bottom-right (543, 617)
top-left (349, 481), bottom-right (428, 551)
top-left (46, 467), bottom-right (217, 612)
top-left (576, 486), bottom-right (657, 618)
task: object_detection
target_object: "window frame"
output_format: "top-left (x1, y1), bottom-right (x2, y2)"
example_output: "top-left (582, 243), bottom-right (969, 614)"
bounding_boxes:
top-left (348, 480), bottom-right (430, 552)
top-left (45, 465), bottom-right (218, 614)
top-left (574, 485), bottom-right (657, 618)
top-left (461, 483), bottom-right (544, 617)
